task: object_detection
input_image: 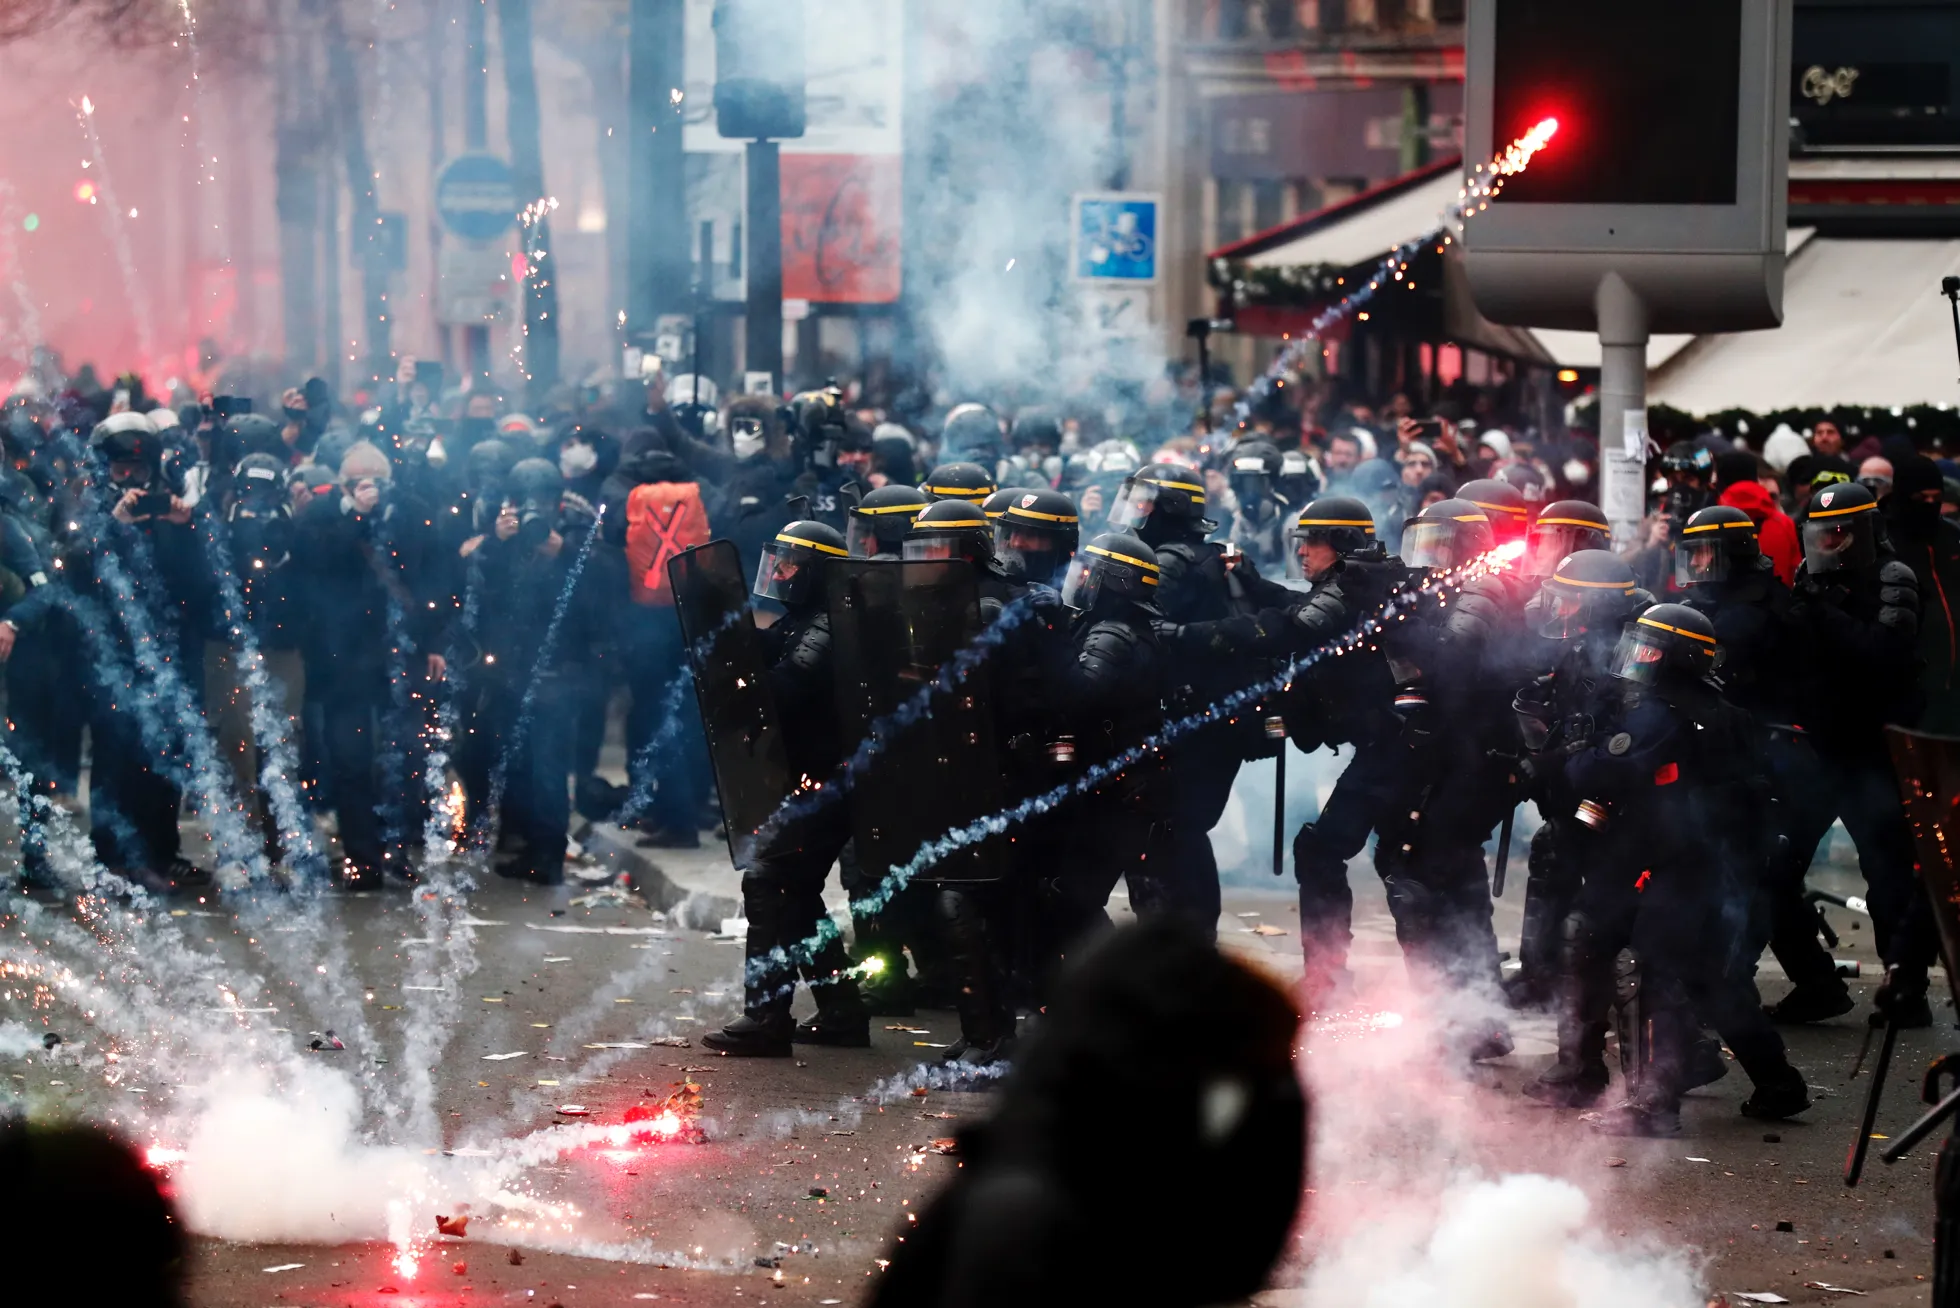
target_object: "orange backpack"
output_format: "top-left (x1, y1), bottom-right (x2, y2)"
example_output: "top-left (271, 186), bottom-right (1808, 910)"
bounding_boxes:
top-left (625, 480), bottom-right (710, 605)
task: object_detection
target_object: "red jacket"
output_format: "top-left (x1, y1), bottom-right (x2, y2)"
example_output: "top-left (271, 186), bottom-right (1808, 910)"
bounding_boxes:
top-left (1721, 482), bottom-right (1801, 584)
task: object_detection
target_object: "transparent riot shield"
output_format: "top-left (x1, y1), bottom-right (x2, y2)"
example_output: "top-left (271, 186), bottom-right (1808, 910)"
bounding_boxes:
top-left (827, 558), bottom-right (1007, 884)
top-left (668, 540), bottom-right (792, 868)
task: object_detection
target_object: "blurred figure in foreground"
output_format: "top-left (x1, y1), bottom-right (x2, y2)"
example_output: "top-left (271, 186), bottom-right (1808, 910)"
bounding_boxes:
top-left (0, 1119), bottom-right (186, 1307)
top-left (869, 920), bottom-right (1306, 1308)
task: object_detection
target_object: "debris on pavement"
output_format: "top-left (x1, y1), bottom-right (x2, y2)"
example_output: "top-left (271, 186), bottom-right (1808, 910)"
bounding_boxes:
top-left (1728, 1294), bottom-right (1789, 1304)
top-left (1774, 1221), bottom-right (1794, 1232)
top-left (1803, 1284), bottom-right (1868, 1296)
top-left (262, 1263), bottom-right (304, 1273)
top-left (482, 1051), bottom-right (527, 1060)
top-left (507, 1249), bottom-right (524, 1266)
top-left (1605, 1157), bottom-right (1627, 1167)
top-left (436, 1213), bottom-right (469, 1237)
top-left (308, 1030), bottom-right (344, 1051)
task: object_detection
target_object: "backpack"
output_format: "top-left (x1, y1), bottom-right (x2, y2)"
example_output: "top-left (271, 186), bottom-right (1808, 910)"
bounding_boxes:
top-left (625, 480), bottom-right (710, 605)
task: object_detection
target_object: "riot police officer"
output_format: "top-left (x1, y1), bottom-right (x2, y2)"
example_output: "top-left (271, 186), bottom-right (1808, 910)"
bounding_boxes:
top-left (1106, 463), bottom-right (1265, 933)
top-left (844, 484), bottom-right (928, 559)
top-left (1044, 533), bottom-right (1169, 964)
top-left (1180, 496), bottom-right (1409, 1003)
top-left (1525, 604), bottom-right (1809, 1135)
top-left (1377, 498), bottom-right (1523, 1053)
top-left (1508, 550), bottom-right (1649, 1008)
top-left (1766, 482), bottom-right (1935, 1025)
top-left (703, 522), bottom-right (871, 1057)
top-left (1454, 478), bottom-right (1532, 551)
top-left (922, 462), bottom-right (997, 506)
top-left (1223, 440), bottom-right (1291, 574)
top-left (941, 403), bottom-right (1006, 478)
top-left (992, 488), bottom-right (1081, 591)
top-left (1520, 500), bottom-right (1611, 582)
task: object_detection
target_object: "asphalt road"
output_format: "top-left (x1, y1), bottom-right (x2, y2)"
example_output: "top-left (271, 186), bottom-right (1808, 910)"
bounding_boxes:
top-left (1, 817), bottom-right (1952, 1308)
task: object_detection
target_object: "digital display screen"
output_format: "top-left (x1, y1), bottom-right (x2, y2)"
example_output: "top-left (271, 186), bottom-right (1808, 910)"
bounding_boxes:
top-left (1492, 0), bottom-right (1742, 206)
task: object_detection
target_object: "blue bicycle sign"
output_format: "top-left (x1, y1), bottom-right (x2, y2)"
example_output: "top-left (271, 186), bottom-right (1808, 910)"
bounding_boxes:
top-left (1073, 193), bottom-right (1160, 282)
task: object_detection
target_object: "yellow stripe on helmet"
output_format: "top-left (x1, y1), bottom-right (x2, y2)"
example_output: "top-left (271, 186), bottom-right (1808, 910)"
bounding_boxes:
top-left (1806, 501), bottom-right (1876, 520)
top-left (776, 532), bottom-right (848, 556)
top-left (1085, 543), bottom-right (1161, 574)
top-left (1006, 506), bottom-right (1080, 524)
top-left (1535, 516), bottom-right (1608, 529)
top-left (1295, 517), bottom-right (1375, 529)
top-left (1637, 615), bottom-right (1717, 645)
top-left (855, 501), bottom-right (926, 515)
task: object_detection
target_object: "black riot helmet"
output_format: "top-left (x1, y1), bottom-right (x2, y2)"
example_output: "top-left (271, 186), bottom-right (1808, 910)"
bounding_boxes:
top-left (1061, 531), bottom-right (1161, 615)
top-left (1659, 440), bottom-right (1716, 520)
top-left (1289, 495), bottom-right (1377, 579)
top-left (1538, 549), bottom-right (1642, 641)
top-left (232, 452), bottom-right (287, 510)
top-left (1497, 460), bottom-right (1548, 506)
top-left (904, 499), bottom-right (995, 565)
top-left (1276, 447), bottom-right (1320, 507)
top-left (1108, 463), bottom-right (1216, 544)
top-left (845, 483), bottom-right (928, 558)
top-left (1801, 481), bottom-right (1880, 575)
top-left (994, 488), bottom-right (1081, 586)
top-left (1612, 602), bottom-right (1719, 686)
top-left (91, 412), bottom-right (162, 485)
top-left (981, 487), bottom-right (1029, 521)
top-left (1522, 500), bottom-right (1610, 579)
top-left (505, 457), bottom-right (565, 551)
top-left (1401, 498), bottom-right (1494, 571)
top-left (941, 402), bottom-right (1005, 465)
top-left (1674, 505), bottom-right (1760, 587)
top-left (1227, 440), bottom-right (1282, 514)
top-left (754, 520), bottom-right (847, 607)
top-left (921, 461), bottom-right (996, 505)
top-left (1454, 478), bottom-right (1531, 549)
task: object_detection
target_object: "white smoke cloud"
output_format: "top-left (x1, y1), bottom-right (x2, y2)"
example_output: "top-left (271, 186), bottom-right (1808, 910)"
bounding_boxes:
top-left (172, 1066), bottom-right (445, 1243)
top-left (1277, 970), bottom-right (1703, 1308)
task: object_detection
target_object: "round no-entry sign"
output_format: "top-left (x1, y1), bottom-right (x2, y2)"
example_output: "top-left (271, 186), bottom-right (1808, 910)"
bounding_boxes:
top-left (436, 154), bottom-right (518, 242)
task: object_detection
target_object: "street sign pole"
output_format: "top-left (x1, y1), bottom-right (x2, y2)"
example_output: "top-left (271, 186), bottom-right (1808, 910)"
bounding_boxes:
top-left (745, 139), bottom-right (784, 395)
top-left (1597, 272), bottom-right (1649, 550)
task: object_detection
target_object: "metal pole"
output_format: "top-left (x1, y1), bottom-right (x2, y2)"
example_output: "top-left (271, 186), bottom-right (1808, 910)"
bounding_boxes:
top-left (1596, 272), bottom-right (1649, 550)
top-left (745, 139), bottom-right (784, 393)
top-left (628, 0), bottom-right (688, 339)
top-left (463, 0), bottom-right (490, 379)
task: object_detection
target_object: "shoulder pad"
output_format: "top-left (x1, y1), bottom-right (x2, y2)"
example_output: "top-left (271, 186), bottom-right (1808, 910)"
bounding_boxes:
top-left (1879, 559), bottom-right (1919, 589)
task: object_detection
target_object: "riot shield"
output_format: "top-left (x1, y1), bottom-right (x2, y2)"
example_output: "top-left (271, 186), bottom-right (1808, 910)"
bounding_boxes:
top-left (668, 540), bottom-right (792, 869)
top-left (828, 558), bottom-right (1007, 884)
top-left (1886, 725), bottom-right (1960, 1010)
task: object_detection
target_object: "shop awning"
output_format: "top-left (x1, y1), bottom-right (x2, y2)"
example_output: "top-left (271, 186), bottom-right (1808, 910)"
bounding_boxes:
top-left (1648, 234), bottom-right (1960, 413)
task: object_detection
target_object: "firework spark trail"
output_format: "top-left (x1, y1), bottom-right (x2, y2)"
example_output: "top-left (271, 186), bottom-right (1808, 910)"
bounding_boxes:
top-left (0, 183), bottom-right (45, 372)
top-left (1216, 118), bottom-right (1560, 436)
top-left (747, 545), bottom-right (1524, 987)
top-left (45, 474), bottom-right (389, 1091)
top-left (73, 97), bottom-right (159, 373)
top-left (194, 516), bottom-right (326, 880)
top-left (475, 509), bottom-right (604, 853)
top-left (738, 590), bottom-right (1050, 862)
top-left (610, 602), bottom-right (753, 829)
top-left (191, 516), bottom-right (398, 1119)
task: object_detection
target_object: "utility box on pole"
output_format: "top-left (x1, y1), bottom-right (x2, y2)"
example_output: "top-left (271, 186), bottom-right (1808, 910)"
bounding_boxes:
top-left (715, 0), bottom-right (806, 395)
top-left (1461, 0), bottom-right (1793, 544)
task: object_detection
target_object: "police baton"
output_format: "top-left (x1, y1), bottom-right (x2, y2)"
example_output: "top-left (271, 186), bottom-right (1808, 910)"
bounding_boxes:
top-left (1492, 805), bottom-right (1516, 899)
top-left (1847, 967), bottom-right (1903, 1187)
top-left (1943, 277), bottom-right (1960, 384)
top-left (1272, 744), bottom-right (1287, 879)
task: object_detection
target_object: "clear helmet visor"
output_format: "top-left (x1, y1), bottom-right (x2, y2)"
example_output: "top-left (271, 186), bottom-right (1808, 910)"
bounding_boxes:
top-left (1289, 528), bottom-right (1335, 580)
top-left (1107, 481), bottom-right (1158, 532)
top-left (1802, 515), bottom-right (1875, 574)
top-left (903, 535), bottom-right (958, 562)
top-left (1536, 587), bottom-right (1590, 641)
top-left (752, 542), bottom-right (809, 603)
top-left (1674, 539), bottom-right (1731, 588)
top-left (1610, 627), bottom-right (1671, 685)
top-left (1403, 520), bottom-right (1466, 570)
top-left (994, 523), bottom-right (1066, 585)
top-left (1523, 524), bottom-right (1606, 579)
top-left (1060, 555), bottom-right (1100, 612)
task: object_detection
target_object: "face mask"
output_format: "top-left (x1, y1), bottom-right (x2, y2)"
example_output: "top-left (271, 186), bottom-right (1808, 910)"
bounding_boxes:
top-left (733, 430), bottom-right (767, 461)
top-left (559, 444), bottom-right (598, 477)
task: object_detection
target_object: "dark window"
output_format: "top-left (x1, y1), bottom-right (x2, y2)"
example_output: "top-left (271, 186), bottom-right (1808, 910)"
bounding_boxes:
top-left (1492, 0), bottom-right (1741, 206)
